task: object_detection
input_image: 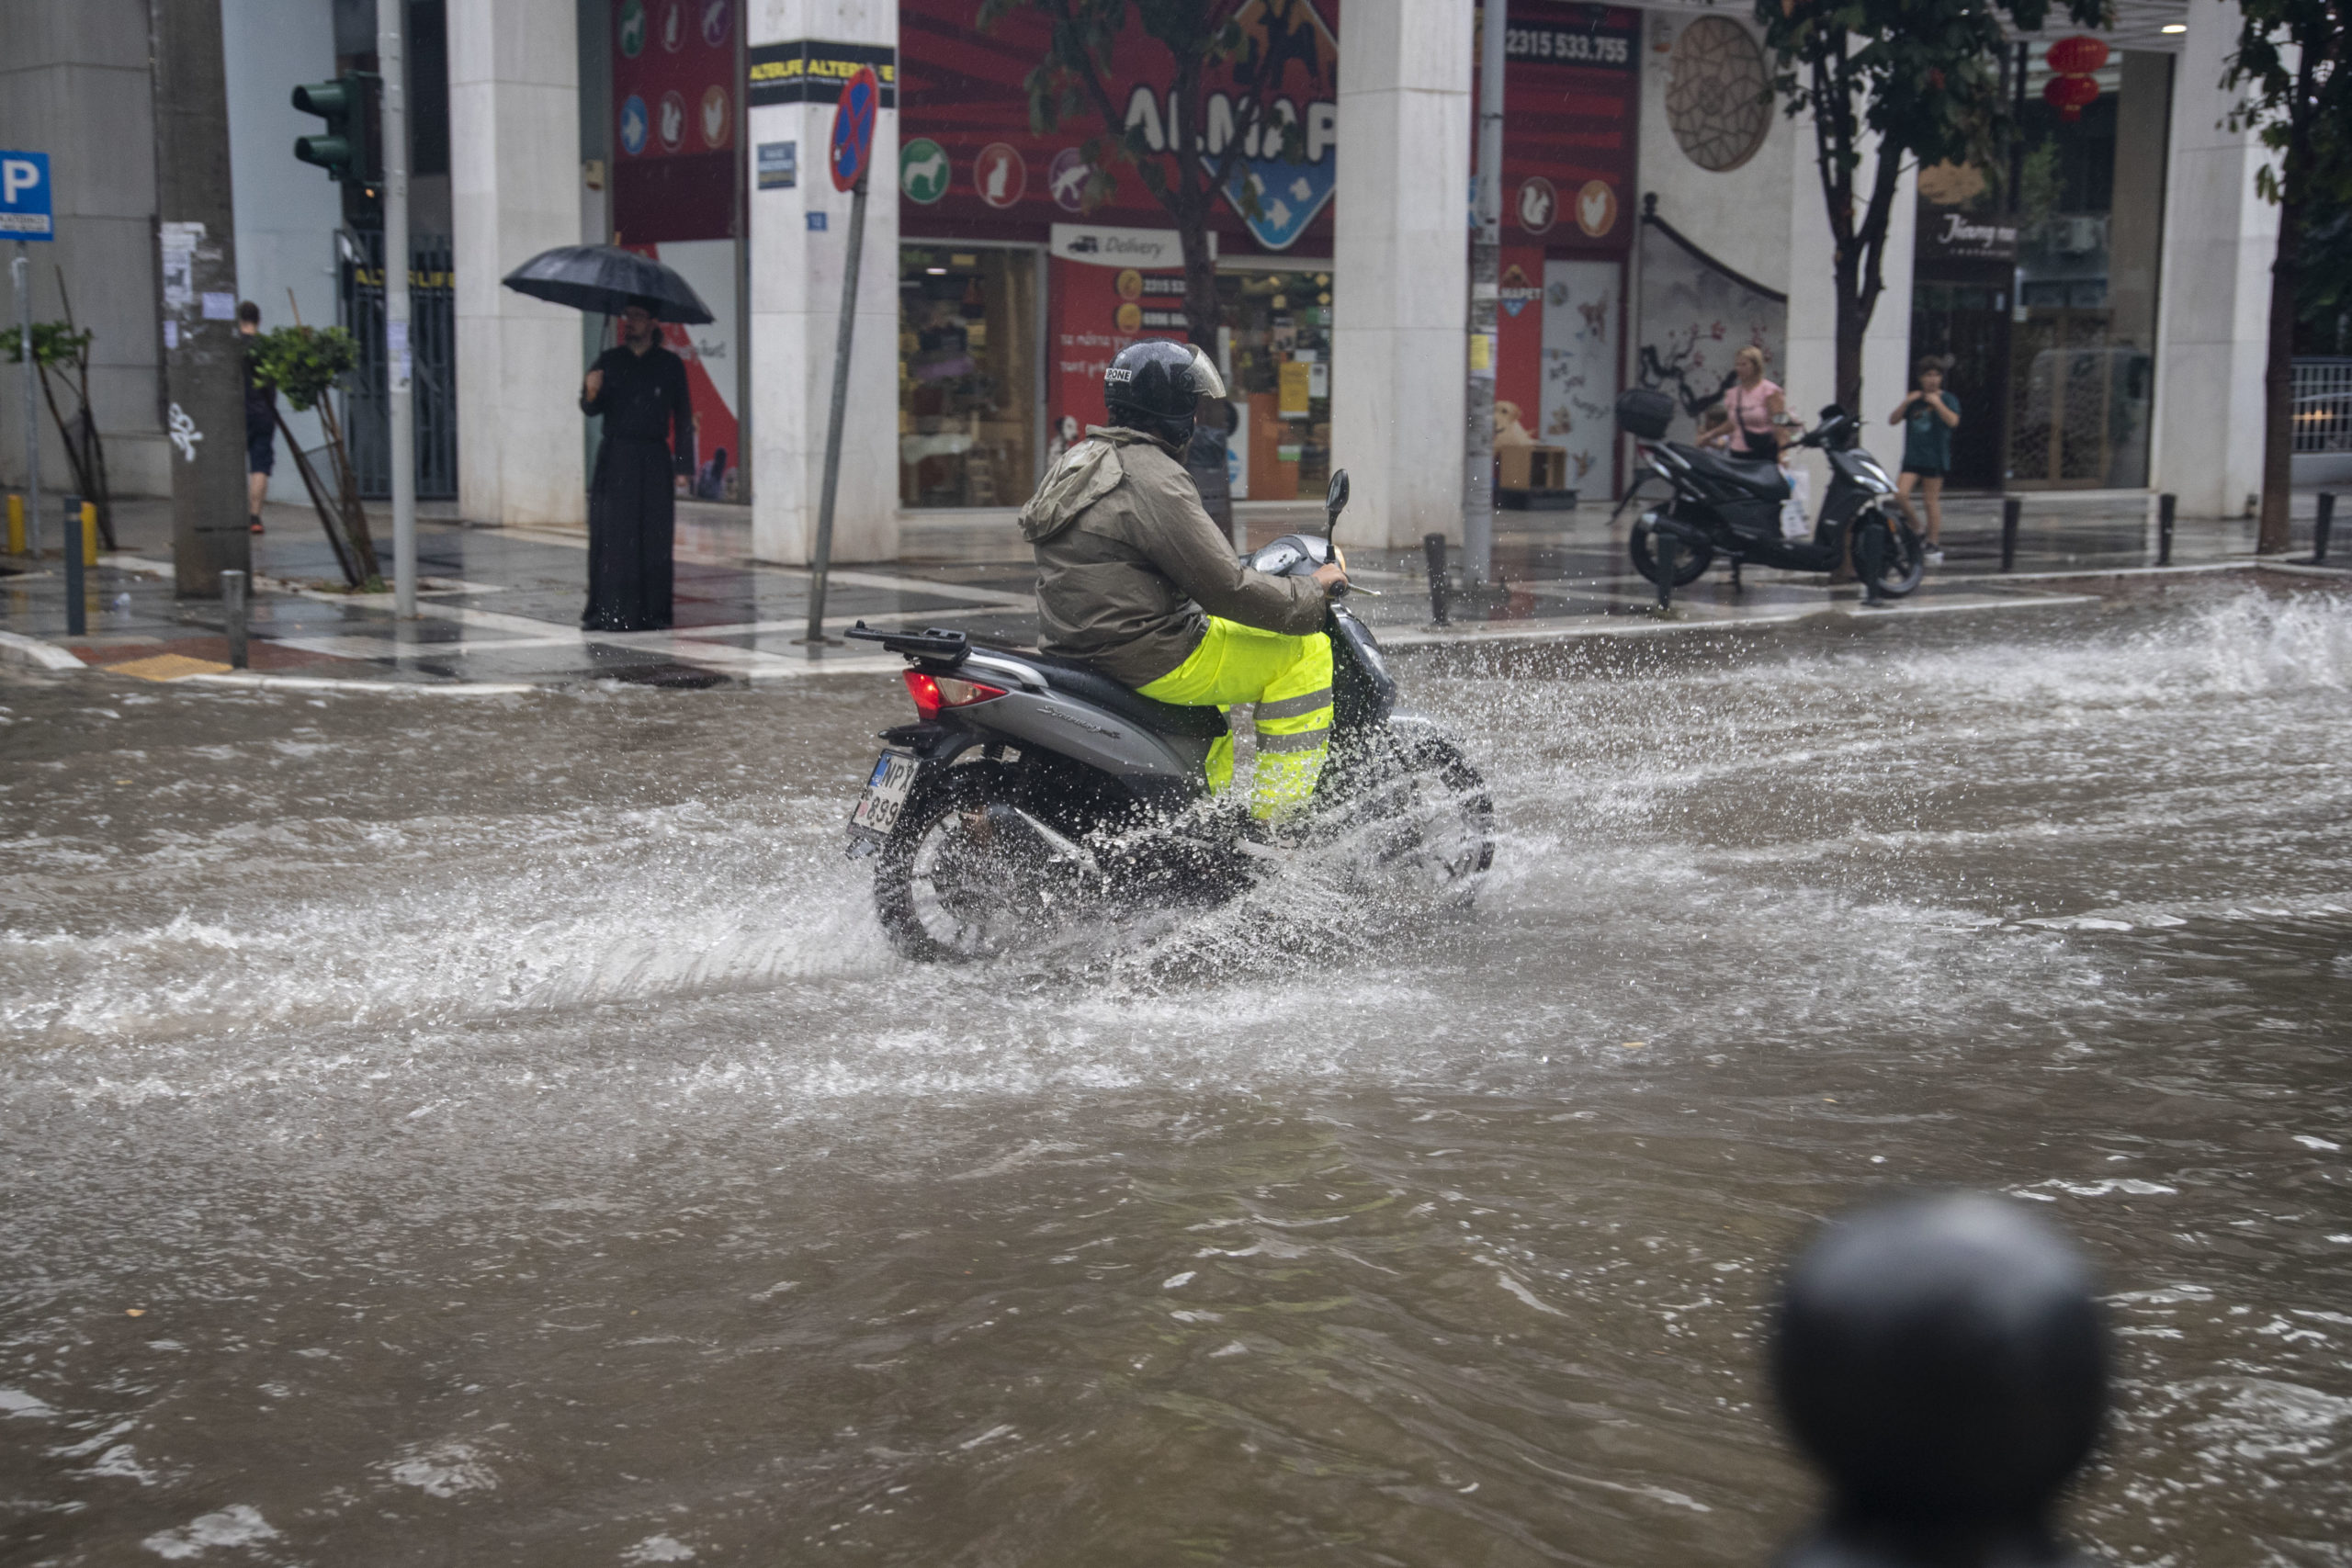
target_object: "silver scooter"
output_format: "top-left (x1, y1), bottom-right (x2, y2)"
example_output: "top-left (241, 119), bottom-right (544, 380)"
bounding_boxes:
top-left (843, 470), bottom-right (1494, 960)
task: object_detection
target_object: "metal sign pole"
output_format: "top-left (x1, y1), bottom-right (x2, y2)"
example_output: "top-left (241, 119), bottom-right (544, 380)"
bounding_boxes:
top-left (802, 175), bottom-right (866, 646)
top-left (379, 0), bottom-right (416, 618)
top-left (1462, 1), bottom-right (1505, 589)
top-left (15, 246), bottom-right (37, 566)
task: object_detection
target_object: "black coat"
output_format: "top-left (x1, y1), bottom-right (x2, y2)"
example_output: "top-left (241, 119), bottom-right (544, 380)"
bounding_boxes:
top-left (579, 344), bottom-right (694, 632)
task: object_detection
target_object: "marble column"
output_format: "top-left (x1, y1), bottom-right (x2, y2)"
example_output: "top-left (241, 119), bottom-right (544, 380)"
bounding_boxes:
top-left (1330, 0), bottom-right (1473, 549)
top-left (2151, 7), bottom-right (2277, 518)
top-left (744, 0), bottom-right (900, 566)
top-left (450, 0), bottom-right (586, 528)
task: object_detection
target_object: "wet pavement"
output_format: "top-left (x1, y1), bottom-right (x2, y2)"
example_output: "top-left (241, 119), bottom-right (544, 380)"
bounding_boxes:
top-left (1, 575), bottom-right (2346, 1565)
top-left (5, 491), bottom-right (2335, 692)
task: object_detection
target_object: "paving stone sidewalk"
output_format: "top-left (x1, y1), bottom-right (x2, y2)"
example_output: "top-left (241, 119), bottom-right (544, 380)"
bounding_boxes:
top-left (1, 490), bottom-right (2335, 692)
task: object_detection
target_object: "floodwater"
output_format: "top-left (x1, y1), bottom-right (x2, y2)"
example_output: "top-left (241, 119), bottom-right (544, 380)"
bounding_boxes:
top-left (1, 581), bottom-right (2346, 1567)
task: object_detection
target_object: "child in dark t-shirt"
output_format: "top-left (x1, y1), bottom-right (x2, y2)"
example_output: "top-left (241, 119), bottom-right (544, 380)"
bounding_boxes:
top-left (1889, 358), bottom-right (1961, 564)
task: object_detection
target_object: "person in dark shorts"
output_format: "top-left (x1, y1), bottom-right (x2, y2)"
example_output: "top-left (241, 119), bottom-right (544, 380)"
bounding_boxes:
top-left (239, 301), bottom-right (274, 534)
top-left (1890, 357), bottom-right (1960, 563)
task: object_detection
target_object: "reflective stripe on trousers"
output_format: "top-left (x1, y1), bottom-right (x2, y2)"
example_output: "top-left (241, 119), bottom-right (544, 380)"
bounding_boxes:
top-left (1137, 616), bottom-right (1334, 820)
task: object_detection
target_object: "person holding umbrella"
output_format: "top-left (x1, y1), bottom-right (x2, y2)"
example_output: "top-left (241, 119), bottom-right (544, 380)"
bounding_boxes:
top-left (579, 299), bottom-right (695, 630)
top-left (502, 245), bottom-right (716, 633)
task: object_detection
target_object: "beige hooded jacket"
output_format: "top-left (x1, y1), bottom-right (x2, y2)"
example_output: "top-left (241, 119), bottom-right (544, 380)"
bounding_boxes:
top-left (1017, 425), bottom-right (1327, 689)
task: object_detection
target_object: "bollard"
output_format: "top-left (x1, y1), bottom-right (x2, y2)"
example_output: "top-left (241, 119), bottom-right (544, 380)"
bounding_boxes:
top-left (2157, 491), bottom-right (2176, 566)
top-left (1999, 495), bottom-right (2020, 572)
top-left (1423, 533), bottom-right (1451, 626)
top-left (220, 569), bottom-right (249, 670)
top-left (2314, 492), bottom-right (2335, 565)
top-left (62, 493), bottom-right (85, 637)
top-left (6, 492), bottom-right (21, 556)
top-left (80, 500), bottom-right (98, 567)
top-left (1772, 1192), bottom-right (2109, 1568)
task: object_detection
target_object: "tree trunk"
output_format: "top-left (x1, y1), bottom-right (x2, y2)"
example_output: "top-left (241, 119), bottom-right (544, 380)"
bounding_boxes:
top-left (1179, 204), bottom-right (1222, 348)
top-left (2257, 198), bottom-right (2301, 556)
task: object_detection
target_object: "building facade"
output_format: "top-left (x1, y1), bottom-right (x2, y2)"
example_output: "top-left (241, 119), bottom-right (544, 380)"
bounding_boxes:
top-left (1, 0), bottom-right (2279, 557)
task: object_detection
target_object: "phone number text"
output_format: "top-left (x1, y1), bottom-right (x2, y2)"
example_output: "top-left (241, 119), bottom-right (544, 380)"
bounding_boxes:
top-left (1504, 28), bottom-right (1633, 67)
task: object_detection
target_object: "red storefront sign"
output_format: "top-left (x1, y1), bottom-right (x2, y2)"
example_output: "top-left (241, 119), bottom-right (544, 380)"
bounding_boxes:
top-left (1498, 3), bottom-right (1641, 249)
top-left (613, 0), bottom-right (738, 243)
top-left (899, 0), bottom-right (1341, 254)
top-left (1488, 6), bottom-right (1639, 494)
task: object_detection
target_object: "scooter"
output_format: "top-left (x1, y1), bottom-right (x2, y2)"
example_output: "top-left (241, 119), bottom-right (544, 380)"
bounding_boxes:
top-left (842, 470), bottom-right (1495, 961)
top-left (1614, 390), bottom-right (1926, 608)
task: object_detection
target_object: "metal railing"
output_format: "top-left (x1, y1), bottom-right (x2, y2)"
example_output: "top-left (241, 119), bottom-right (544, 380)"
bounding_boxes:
top-left (2293, 357), bottom-right (2352, 455)
top-left (339, 231), bottom-right (459, 500)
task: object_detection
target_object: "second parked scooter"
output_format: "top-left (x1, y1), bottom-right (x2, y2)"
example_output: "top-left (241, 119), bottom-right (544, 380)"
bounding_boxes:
top-left (1615, 389), bottom-right (1926, 608)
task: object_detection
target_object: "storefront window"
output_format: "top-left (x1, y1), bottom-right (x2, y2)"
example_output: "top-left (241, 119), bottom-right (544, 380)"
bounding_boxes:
top-left (898, 246), bottom-right (1040, 508)
top-left (2008, 46), bottom-right (2168, 489)
top-left (1216, 269), bottom-right (1334, 501)
top-left (1911, 44), bottom-right (2167, 491)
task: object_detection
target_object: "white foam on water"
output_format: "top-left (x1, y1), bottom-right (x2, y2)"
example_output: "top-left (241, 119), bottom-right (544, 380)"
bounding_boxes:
top-left (141, 1504), bottom-right (277, 1559)
top-left (4, 588), bottom-right (2344, 1109)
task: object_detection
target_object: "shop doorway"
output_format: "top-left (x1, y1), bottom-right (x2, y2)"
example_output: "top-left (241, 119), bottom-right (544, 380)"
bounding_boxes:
top-left (1909, 276), bottom-right (2010, 491)
top-left (1216, 267), bottom-right (1333, 502)
top-left (898, 245), bottom-right (1043, 508)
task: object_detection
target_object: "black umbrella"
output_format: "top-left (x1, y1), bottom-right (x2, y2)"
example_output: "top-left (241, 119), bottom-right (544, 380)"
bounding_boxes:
top-left (500, 244), bottom-right (715, 324)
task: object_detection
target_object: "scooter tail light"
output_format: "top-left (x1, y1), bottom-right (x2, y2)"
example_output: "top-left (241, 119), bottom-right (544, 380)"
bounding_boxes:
top-left (902, 670), bottom-right (1006, 720)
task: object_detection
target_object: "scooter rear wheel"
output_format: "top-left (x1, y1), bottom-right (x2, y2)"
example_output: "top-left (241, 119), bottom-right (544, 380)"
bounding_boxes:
top-left (874, 766), bottom-right (1090, 961)
top-left (1630, 524), bottom-right (1714, 590)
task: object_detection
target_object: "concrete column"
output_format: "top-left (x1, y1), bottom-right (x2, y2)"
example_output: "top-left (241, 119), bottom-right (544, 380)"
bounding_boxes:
top-left (2151, 6), bottom-right (2275, 519)
top-left (1330, 0), bottom-right (1472, 549)
top-left (744, 1), bottom-right (899, 566)
top-left (450, 0), bottom-right (584, 528)
top-left (0, 0), bottom-right (168, 499)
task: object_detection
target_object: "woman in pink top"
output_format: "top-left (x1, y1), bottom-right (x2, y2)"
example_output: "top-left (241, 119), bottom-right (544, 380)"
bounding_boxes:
top-left (1695, 344), bottom-right (1787, 461)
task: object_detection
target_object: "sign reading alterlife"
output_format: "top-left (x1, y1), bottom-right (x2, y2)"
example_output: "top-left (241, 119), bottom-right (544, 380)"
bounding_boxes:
top-left (0, 152), bottom-right (54, 240)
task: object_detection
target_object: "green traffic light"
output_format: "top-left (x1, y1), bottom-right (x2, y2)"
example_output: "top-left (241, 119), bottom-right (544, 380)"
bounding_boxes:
top-left (290, 74), bottom-right (373, 186)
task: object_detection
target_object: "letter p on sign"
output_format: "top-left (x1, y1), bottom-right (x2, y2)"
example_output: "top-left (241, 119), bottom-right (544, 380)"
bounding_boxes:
top-left (0, 151), bottom-right (53, 239)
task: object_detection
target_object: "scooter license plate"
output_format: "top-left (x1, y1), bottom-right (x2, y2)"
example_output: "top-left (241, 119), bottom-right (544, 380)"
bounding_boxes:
top-left (848, 750), bottom-right (920, 839)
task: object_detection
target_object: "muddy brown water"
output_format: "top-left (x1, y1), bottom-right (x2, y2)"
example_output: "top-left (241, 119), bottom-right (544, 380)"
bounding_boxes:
top-left (1, 581), bottom-right (2346, 1567)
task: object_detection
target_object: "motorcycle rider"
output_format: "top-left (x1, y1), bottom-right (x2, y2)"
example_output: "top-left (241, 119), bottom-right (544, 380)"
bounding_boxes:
top-left (1019, 339), bottom-right (1349, 829)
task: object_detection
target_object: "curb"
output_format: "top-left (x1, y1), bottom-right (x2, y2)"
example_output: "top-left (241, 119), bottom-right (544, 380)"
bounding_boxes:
top-left (182, 671), bottom-right (540, 695)
top-left (0, 630), bottom-right (87, 671)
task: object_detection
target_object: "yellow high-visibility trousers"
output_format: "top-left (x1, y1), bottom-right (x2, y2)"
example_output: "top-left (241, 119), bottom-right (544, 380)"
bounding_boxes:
top-left (1138, 616), bottom-right (1333, 820)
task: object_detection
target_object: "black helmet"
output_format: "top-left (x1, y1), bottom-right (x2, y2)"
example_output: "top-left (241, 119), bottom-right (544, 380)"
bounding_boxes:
top-left (1103, 338), bottom-right (1200, 447)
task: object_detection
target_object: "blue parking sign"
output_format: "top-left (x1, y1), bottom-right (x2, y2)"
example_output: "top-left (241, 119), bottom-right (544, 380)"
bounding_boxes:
top-left (0, 152), bottom-right (52, 241)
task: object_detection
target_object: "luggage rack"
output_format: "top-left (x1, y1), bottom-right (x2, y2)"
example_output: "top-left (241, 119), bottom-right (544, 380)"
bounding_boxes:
top-left (845, 622), bottom-right (972, 667)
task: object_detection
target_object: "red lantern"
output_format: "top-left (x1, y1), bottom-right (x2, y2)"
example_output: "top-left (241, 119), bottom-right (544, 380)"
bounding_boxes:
top-left (2044, 35), bottom-right (2110, 74)
top-left (2043, 72), bottom-right (2101, 120)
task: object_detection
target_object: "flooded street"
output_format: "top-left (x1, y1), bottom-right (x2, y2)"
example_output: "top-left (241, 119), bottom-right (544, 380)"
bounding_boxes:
top-left (2, 582), bottom-right (2346, 1566)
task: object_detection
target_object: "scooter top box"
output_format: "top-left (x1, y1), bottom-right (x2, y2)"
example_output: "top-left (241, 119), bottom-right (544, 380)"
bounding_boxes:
top-left (1614, 388), bottom-right (1675, 440)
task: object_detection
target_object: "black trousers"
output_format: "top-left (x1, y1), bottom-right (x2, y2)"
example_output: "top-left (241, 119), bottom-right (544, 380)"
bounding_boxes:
top-left (583, 437), bottom-right (677, 632)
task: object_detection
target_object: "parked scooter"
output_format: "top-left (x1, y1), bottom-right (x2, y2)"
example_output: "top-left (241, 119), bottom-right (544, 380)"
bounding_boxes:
top-left (1614, 389), bottom-right (1926, 608)
top-left (842, 470), bottom-right (1495, 961)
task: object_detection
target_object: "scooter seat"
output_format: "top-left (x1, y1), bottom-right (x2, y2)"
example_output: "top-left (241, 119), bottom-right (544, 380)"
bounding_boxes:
top-left (1670, 443), bottom-right (1790, 500)
top-left (1023, 652), bottom-right (1232, 739)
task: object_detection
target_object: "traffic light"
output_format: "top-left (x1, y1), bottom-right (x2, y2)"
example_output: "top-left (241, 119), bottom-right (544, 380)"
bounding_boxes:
top-left (291, 74), bottom-right (375, 187)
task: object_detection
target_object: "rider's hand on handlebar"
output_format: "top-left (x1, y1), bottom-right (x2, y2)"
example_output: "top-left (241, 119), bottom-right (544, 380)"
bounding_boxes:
top-left (1311, 560), bottom-right (1349, 592)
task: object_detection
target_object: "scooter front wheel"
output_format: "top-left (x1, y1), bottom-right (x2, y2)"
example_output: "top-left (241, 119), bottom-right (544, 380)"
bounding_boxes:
top-left (1630, 524), bottom-right (1714, 591)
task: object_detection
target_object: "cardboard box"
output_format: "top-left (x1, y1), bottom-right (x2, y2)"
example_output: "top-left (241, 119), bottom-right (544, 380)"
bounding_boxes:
top-left (1498, 445), bottom-right (1569, 491)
